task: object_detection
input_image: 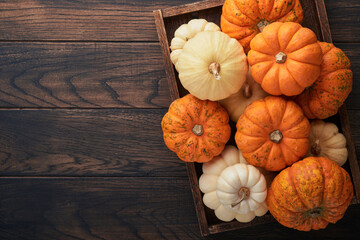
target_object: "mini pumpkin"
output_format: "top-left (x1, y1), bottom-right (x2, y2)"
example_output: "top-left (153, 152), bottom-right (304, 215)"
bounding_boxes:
top-left (306, 120), bottom-right (348, 166)
top-left (199, 145), bottom-right (269, 222)
top-left (170, 19), bottom-right (220, 68)
top-left (248, 22), bottom-right (323, 96)
top-left (221, 0), bottom-right (303, 53)
top-left (267, 157), bottom-right (354, 231)
top-left (235, 96), bottom-right (311, 171)
top-left (219, 69), bottom-right (268, 122)
top-left (161, 94), bottom-right (231, 163)
top-left (176, 31), bottom-right (248, 101)
top-left (296, 42), bottom-right (353, 119)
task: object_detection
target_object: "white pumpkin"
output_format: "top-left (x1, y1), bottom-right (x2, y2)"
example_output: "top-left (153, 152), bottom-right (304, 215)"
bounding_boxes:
top-left (306, 120), bottom-right (348, 166)
top-left (199, 145), bottom-right (269, 222)
top-left (219, 69), bottom-right (268, 122)
top-left (170, 19), bottom-right (220, 67)
top-left (176, 31), bottom-right (248, 101)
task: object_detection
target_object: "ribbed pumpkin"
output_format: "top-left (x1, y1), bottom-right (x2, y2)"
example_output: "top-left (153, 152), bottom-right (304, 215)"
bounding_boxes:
top-left (176, 31), bottom-right (248, 101)
top-left (267, 157), bottom-right (354, 231)
top-left (170, 19), bottom-right (220, 68)
top-left (221, 0), bottom-right (303, 53)
top-left (161, 94), bottom-right (231, 162)
top-left (235, 96), bottom-right (310, 171)
top-left (307, 120), bottom-right (348, 166)
top-left (218, 69), bottom-right (268, 122)
top-left (199, 145), bottom-right (270, 222)
top-left (248, 22), bottom-right (323, 96)
top-left (296, 42), bottom-right (353, 119)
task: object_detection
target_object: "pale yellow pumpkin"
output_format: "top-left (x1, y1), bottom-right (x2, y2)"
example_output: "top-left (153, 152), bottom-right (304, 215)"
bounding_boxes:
top-left (306, 120), bottom-right (348, 166)
top-left (219, 69), bottom-right (268, 122)
top-left (199, 145), bottom-right (270, 222)
top-left (176, 31), bottom-right (248, 101)
top-left (170, 19), bottom-right (220, 68)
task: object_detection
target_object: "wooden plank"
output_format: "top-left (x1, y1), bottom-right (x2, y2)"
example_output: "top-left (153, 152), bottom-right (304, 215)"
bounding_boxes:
top-left (0, 0), bottom-right (358, 43)
top-left (326, 0), bottom-right (360, 43)
top-left (162, 0), bottom-right (224, 18)
top-left (0, 109), bottom-right (188, 177)
top-left (3, 108), bottom-right (357, 179)
top-left (1, 177), bottom-right (360, 240)
top-left (0, 0), bottom-right (194, 41)
top-left (0, 42), bottom-right (171, 108)
top-left (0, 41), bottom-right (358, 109)
top-left (0, 177), bottom-right (200, 240)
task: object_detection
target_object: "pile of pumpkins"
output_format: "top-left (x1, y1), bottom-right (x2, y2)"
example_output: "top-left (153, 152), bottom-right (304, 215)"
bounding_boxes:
top-left (161, 0), bottom-right (354, 231)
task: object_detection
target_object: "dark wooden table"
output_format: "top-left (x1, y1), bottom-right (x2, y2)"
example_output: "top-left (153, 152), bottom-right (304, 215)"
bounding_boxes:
top-left (0, 1), bottom-right (359, 239)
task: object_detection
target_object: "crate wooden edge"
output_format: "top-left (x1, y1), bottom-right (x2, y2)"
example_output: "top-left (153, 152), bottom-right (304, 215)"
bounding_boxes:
top-left (314, 0), bottom-right (360, 204)
top-left (154, 0), bottom-right (360, 236)
top-left (153, 8), bottom-right (211, 237)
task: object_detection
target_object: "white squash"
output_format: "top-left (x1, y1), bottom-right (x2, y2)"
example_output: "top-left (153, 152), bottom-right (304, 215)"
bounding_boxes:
top-left (176, 31), bottom-right (248, 101)
top-left (170, 19), bottom-right (220, 67)
top-left (199, 145), bottom-right (270, 222)
top-left (218, 69), bottom-right (268, 122)
top-left (306, 120), bottom-right (348, 166)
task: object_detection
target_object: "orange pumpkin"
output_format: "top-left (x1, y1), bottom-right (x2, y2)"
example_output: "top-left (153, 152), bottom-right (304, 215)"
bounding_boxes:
top-left (296, 42), bottom-right (353, 119)
top-left (267, 157), bottom-right (354, 231)
top-left (235, 96), bottom-right (310, 171)
top-left (161, 94), bottom-right (231, 163)
top-left (248, 22), bottom-right (323, 96)
top-left (221, 0), bottom-right (303, 53)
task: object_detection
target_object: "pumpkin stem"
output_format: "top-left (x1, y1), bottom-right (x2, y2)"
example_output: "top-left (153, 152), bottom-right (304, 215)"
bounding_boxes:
top-left (209, 62), bottom-right (221, 80)
top-left (311, 139), bottom-right (321, 156)
top-left (231, 187), bottom-right (250, 208)
top-left (270, 130), bottom-right (283, 143)
top-left (257, 20), bottom-right (270, 32)
top-left (192, 124), bottom-right (204, 136)
top-left (243, 82), bottom-right (252, 98)
top-left (275, 52), bottom-right (287, 63)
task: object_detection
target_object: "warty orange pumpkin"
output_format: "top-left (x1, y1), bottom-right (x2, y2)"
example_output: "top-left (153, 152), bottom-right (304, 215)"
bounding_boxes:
top-left (161, 94), bottom-right (231, 163)
top-left (267, 156), bottom-right (354, 231)
top-left (235, 96), bottom-right (310, 171)
top-left (296, 42), bottom-right (353, 119)
top-left (247, 22), bottom-right (323, 96)
top-left (221, 0), bottom-right (303, 53)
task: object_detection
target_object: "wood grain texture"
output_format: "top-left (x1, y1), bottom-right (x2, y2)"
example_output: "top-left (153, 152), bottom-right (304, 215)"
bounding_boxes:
top-left (0, 0), bottom-right (358, 43)
top-left (0, 177), bottom-right (359, 240)
top-left (0, 41), bottom-right (358, 109)
top-left (0, 42), bottom-right (171, 108)
top-left (162, 0), bottom-right (224, 17)
top-left (0, 0), bottom-right (194, 41)
top-left (326, 0), bottom-right (360, 43)
top-left (0, 177), bottom-right (199, 240)
top-left (154, 10), bottom-right (179, 101)
top-left (0, 109), bottom-right (188, 177)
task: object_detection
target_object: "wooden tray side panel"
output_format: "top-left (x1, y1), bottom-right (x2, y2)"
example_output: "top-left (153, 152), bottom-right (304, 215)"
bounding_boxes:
top-left (154, 10), bottom-right (180, 101)
top-left (314, 0), bottom-right (360, 204)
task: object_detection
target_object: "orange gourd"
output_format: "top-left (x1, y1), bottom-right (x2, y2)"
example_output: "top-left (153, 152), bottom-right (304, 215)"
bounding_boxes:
top-left (296, 42), bottom-right (353, 119)
top-left (235, 96), bottom-right (310, 171)
top-left (161, 94), bottom-right (231, 163)
top-left (267, 157), bottom-right (354, 231)
top-left (248, 22), bottom-right (323, 96)
top-left (221, 0), bottom-right (303, 53)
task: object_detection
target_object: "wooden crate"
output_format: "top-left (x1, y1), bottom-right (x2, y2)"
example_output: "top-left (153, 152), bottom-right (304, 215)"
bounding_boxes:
top-left (154, 0), bottom-right (360, 236)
